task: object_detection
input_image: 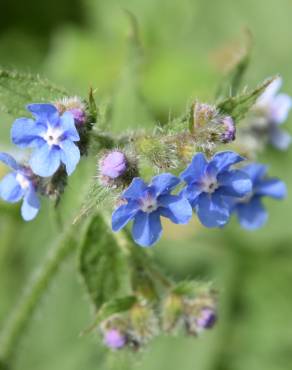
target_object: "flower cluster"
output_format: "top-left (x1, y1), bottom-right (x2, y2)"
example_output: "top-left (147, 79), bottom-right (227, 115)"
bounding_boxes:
top-left (99, 286), bottom-right (217, 351)
top-left (243, 77), bottom-right (292, 151)
top-left (0, 101), bottom-right (88, 220)
top-left (111, 151), bottom-right (286, 247)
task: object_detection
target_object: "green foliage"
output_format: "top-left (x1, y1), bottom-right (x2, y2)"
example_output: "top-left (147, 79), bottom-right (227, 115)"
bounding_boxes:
top-left (216, 39), bottom-right (251, 100)
top-left (0, 69), bottom-right (67, 118)
top-left (78, 214), bottom-right (130, 310)
top-left (217, 76), bottom-right (277, 121)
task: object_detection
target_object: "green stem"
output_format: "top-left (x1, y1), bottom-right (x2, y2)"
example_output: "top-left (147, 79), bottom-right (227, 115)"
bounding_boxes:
top-left (0, 222), bottom-right (81, 367)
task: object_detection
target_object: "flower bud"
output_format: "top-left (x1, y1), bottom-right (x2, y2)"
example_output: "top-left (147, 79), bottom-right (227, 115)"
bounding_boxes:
top-left (98, 150), bottom-right (138, 188)
top-left (192, 102), bottom-right (218, 130)
top-left (196, 307), bottom-right (217, 331)
top-left (103, 328), bottom-right (127, 349)
top-left (100, 314), bottom-right (129, 350)
top-left (129, 303), bottom-right (159, 346)
top-left (100, 151), bottom-right (127, 178)
top-left (55, 96), bottom-right (86, 125)
top-left (220, 116), bottom-right (236, 143)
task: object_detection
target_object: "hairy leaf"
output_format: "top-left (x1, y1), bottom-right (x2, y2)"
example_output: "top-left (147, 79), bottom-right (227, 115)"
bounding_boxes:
top-left (0, 69), bottom-right (67, 118)
top-left (79, 214), bottom-right (130, 310)
top-left (217, 76), bottom-right (277, 122)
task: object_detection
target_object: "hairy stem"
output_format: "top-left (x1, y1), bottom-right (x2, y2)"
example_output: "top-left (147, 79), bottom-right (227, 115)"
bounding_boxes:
top-left (0, 222), bottom-right (81, 367)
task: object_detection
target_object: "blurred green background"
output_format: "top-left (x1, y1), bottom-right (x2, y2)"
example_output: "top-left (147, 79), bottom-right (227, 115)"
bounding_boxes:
top-left (1, 0), bottom-right (292, 369)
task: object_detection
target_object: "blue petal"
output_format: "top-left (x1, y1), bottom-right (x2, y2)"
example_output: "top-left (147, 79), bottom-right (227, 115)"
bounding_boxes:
top-left (60, 140), bottom-right (80, 175)
top-left (269, 127), bottom-right (291, 150)
top-left (218, 170), bottom-right (252, 197)
top-left (270, 93), bottom-right (292, 124)
top-left (159, 194), bottom-right (192, 224)
top-left (256, 179), bottom-right (287, 199)
top-left (30, 144), bottom-right (61, 177)
top-left (21, 188), bottom-right (40, 221)
top-left (196, 192), bottom-right (230, 228)
top-left (112, 201), bottom-right (140, 231)
top-left (0, 152), bottom-right (19, 170)
top-left (151, 173), bottom-right (180, 196)
top-left (180, 183), bottom-right (202, 205)
top-left (240, 164), bottom-right (267, 183)
top-left (180, 152), bottom-right (207, 184)
top-left (132, 211), bottom-right (162, 247)
top-left (122, 178), bottom-right (147, 200)
top-left (0, 173), bottom-right (24, 203)
top-left (206, 151), bottom-right (244, 177)
top-left (11, 118), bottom-right (45, 148)
top-left (235, 196), bottom-right (268, 230)
top-left (27, 104), bottom-right (59, 126)
top-left (60, 111), bottom-right (80, 141)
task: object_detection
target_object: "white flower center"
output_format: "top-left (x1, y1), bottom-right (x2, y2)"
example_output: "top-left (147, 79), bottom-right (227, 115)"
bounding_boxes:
top-left (201, 177), bottom-right (218, 194)
top-left (43, 126), bottom-right (63, 146)
top-left (16, 173), bottom-right (30, 190)
top-left (140, 195), bottom-right (158, 213)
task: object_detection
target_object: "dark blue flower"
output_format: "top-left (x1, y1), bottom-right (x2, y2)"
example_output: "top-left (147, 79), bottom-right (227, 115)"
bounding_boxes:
top-left (232, 163), bottom-right (287, 230)
top-left (11, 103), bottom-right (80, 177)
top-left (112, 173), bottom-right (192, 247)
top-left (180, 151), bottom-right (252, 228)
top-left (0, 152), bottom-right (40, 221)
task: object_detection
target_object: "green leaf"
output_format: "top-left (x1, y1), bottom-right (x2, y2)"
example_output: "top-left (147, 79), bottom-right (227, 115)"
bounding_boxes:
top-left (217, 76), bottom-right (277, 122)
top-left (78, 214), bottom-right (130, 310)
top-left (0, 68), bottom-right (68, 118)
top-left (95, 296), bottom-right (137, 323)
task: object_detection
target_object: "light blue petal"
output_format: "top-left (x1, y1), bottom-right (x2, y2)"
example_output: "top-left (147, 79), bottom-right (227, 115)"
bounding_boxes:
top-left (218, 170), bottom-right (252, 197)
top-left (241, 164), bottom-right (267, 183)
top-left (112, 201), bottom-right (140, 231)
top-left (27, 104), bottom-right (59, 126)
top-left (270, 93), bottom-right (292, 124)
top-left (21, 188), bottom-right (40, 221)
top-left (196, 192), bottom-right (230, 228)
top-left (60, 112), bottom-right (80, 141)
top-left (151, 173), bottom-right (180, 196)
top-left (206, 151), bottom-right (244, 177)
top-left (30, 144), bottom-right (61, 177)
top-left (159, 194), bottom-right (192, 224)
top-left (256, 77), bottom-right (282, 106)
top-left (235, 196), bottom-right (268, 230)
top-left (132, 211), bottom-right (162, 247)
top-left (11, 118), bottom-right (45, 148)
top-left (256, 179), bottom-right (287, 199)
top-left (269, 127), bottom-right (291, 150)
top-left (60, 140), bottom-right (80, 175)
top-left (180, 152), bottom-right (207, 184)
top-left (0, 152), bottom-right (19, 170)
top-left (122, 178), bottom-right (148, 200)
top-left (0, 173), bottom-right (24, 203)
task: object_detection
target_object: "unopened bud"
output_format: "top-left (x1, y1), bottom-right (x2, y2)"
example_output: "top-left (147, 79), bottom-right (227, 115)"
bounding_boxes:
top-left (220, 116), bottom-right (236, 143)
top-left (129, 303), bottom-right (159, 345)
top-left (55, 96), bottom-right (86, 125)
top-left (98, 150), bottom-right (138, 188)
top-left (192, 102), bottom-right (218, 131)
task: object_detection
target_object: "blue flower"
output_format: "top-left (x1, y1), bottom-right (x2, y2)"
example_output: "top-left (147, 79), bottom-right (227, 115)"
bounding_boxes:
top-left (112, 173), bottom-right (192, 247)
top-left (254, 77), bottom-right (292, 150)
top-left (232, 163), bottom-right (286, 230)
top-left (180, 151), bottom-right (252, 228)
top-left (0, 152), bottom-right (40, 221)
top-left (11, 103), bottom-right (80, 177)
